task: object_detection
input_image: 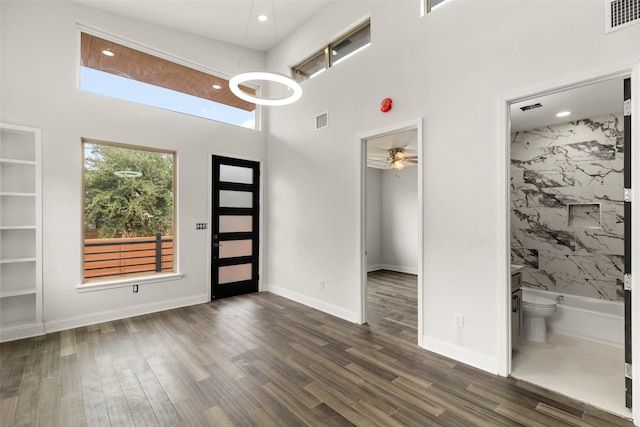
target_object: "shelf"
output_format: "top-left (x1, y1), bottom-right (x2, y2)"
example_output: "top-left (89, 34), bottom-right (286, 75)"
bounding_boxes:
top-left (1, 123), bottom-right (41, 343)
top-left (0, 318), bottom-right (38, 330)
top-left (0, 192), bottom-right (36, 197)
top-left (0, 158), bottom-right (35, 165)
top-left (0, 289), bottom-right (36, 298)
top-left (0, 257), bottom-right (36, 264)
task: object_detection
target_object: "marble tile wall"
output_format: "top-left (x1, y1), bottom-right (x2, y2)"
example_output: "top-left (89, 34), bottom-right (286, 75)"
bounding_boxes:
top-left (511, 114), bottom-right (625, 301)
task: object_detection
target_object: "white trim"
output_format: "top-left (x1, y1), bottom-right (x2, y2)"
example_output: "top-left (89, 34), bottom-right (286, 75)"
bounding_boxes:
top-left (45, 294), bottom-right (207, 334)
top-left (371, 264), bottom-right (419, 275)
top-left (0, 323), bottom-right (44, 343)
top-left (422, 336), bottom-right (501, 375)
top-left (267, 284), bottom-right (359, 323)
top-left (498, 62), bottom-right (640, 424)
top-left (76, 273), bottom-right (184, 293)
top-left (367, 264), bottom-right (384, 272)
top-left (356, 118), bottom-right (424, 347)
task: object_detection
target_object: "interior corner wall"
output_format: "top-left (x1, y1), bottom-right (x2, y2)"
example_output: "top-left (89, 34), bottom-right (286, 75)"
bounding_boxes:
top-left (0, 1), bottom-right (266, 331)
top-left (264, 0), bottom-right (640, 373)
top-left (366, 167), bottom-right (383, 270)
top-left (381, 166), bottom-right (419, 274)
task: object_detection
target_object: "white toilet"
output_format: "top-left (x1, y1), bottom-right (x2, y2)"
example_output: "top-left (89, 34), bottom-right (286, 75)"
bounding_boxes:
top-left (522, 294), bottom-right (557, 343)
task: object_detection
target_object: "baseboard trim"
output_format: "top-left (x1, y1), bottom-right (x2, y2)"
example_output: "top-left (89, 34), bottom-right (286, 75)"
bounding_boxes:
top-left (1, 323), bottom-right (44, 343)
top-left (267, 284), bottom-right (359, 323)
top-left (45, 294), bottom-right (208, 334)
top-left (421, 335), bottom-right (500, 375)
top-left (372, 264), bottom-right (418, 275)
top-left (367, 264), bottom-right (383, 272)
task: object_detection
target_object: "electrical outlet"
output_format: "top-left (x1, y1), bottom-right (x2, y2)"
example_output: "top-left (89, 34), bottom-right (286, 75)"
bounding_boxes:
top-left (196, 223), bottom-right (208, 230)
top-left (454, 313), bottom-right (464, 328)
top-left (133, 284), bottom-right (139, 293)
top-left (320, 280), bottom-right (325, 289)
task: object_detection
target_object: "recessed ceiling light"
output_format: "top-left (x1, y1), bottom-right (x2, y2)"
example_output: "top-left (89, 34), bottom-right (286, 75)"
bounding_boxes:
top-left (556, 111), bottom-right (571, 117)
top-left (212, 84), bottom-right (222, 90)
top-left (101, 49), bottom-right (115, 57)
top-left (258, 15), bottom-right (268, 22)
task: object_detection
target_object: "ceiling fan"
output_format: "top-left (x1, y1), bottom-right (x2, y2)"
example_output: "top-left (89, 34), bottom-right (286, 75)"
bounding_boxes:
top-left (387, 148), bottom-right (417, 170)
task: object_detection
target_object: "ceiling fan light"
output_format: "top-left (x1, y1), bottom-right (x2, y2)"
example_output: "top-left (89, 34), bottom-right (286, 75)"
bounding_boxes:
top-left (392, 160), bottom-right (404, 170)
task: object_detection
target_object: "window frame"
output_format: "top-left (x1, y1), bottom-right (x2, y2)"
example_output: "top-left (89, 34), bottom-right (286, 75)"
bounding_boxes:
top-left (292, 19), bottom-right (371, 84)
top-left (77, 25), bottom-right (260, 129)
top-left (422, 0), bottom-right (449, 15)
top-left (80, 138), bottom-right (178, 287)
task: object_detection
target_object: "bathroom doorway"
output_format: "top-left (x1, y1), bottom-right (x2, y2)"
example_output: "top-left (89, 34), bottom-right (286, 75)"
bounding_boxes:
top-left (357, 119), bottom-right (424, 346)
top-left (505, 74), bottom-right (632, 418)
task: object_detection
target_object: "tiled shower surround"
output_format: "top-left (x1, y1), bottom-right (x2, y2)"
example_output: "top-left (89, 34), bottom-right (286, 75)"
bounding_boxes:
top-left (511, 114), bottom-right (624, 301)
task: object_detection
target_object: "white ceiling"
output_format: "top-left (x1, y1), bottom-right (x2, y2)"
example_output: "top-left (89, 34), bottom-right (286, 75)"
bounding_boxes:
top-left (70, 0), bottom-right (330, 52)
top-left (510, 77), bottom-right (624, 132)
top-left (69, 1), bottom-right (625, 139)
top-left (366, 129), bottom-right (418, 170)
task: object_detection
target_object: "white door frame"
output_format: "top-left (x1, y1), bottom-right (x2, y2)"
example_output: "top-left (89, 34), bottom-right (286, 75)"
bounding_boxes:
top-left (356, 118), bottom-right (424, 347)
top-left (497, 63), bottom-right (640, 421)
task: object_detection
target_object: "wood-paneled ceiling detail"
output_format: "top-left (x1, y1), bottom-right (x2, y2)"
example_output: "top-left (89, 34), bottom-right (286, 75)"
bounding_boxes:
top-left (80, 33), bottom-right (255, 112)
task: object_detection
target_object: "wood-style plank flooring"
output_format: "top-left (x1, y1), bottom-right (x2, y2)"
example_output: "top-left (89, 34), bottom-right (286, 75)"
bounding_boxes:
top-left (366, 270), bottom-right (417, 344)
top-left (1, 276), bottom-right (634, 426)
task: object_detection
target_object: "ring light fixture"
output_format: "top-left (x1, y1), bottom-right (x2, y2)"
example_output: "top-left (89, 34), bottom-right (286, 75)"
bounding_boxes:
top-left (229, 72), bottom-right (302, 106)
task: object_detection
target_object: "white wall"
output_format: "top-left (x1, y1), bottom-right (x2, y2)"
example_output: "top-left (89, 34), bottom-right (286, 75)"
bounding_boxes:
top-left (381, 167), bottom-right (418, 273)
top-left (265, 0), bottom-right (640, 373)
top-left (0, 1), bottom-right (266, 331)
top-left (366, 167), bottom-right (383, 269)
top-left (367, 166), bottom-right (419, 273)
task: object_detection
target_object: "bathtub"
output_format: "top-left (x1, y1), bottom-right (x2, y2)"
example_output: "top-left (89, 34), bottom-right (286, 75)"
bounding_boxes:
top-left (522, 288), bottom-right (624, 349)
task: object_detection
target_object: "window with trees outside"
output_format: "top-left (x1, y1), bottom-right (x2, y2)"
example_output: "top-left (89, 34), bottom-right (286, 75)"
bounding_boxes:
top-left (82, 140), bottom-right (175, 282)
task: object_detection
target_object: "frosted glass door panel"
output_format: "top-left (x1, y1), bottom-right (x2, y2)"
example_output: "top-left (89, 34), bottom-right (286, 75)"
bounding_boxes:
top-left (219, 216), bottom-right (252, 233)
top-left (219, 164), bottom-right (253, 184)
top-left (218, 263), bottom-right (252, 284)
top-left (219, 240), bottom-right (252, 259)
top-left (219, 190), bottom-right (252, 208)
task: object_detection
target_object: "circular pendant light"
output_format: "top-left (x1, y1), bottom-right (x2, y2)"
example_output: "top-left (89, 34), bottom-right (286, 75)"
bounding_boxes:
top-left (230, 71), bottom-right (302, 106)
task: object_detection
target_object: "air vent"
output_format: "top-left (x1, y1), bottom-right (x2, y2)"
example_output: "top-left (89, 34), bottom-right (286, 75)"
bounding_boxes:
top-left (315, 112), bottom-right (328, 130)
top-left (520, 103), bottom-right (543, 112)
top-left (606, 0), bottom-right (640, 33)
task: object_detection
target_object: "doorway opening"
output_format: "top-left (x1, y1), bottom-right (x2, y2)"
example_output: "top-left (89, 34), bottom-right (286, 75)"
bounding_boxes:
top-left (503, 74), bottom-right (633, 418)
top-left (358, 119), bottom-right (424, 346)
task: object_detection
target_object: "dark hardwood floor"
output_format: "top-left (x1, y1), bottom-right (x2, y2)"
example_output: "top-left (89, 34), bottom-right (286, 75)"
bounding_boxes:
top-left (1, 275), bottom-right (634, 426)
top-left (366, 270), bottom-right (418, 345)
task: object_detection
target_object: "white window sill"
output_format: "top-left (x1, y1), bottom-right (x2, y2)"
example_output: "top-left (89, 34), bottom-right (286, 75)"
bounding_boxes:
top-left (76, 272), bottom-right (184, 293)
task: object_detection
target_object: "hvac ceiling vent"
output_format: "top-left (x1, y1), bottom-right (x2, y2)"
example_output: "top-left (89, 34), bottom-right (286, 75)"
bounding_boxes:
top-left (606, 0), bottom-right (640, 33)
top-left (315, 112), bottom-right (328, 130)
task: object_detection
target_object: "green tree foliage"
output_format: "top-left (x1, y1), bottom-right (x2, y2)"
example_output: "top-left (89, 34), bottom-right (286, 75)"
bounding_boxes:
top-left (84, 143), bottom-right (173, 238)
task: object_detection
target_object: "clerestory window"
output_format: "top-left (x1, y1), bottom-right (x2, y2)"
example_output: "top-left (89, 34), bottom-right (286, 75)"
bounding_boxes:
top-left (79, 30), bottom-right (257, 129)
top-left (292, 20), bottom-right (371, 84)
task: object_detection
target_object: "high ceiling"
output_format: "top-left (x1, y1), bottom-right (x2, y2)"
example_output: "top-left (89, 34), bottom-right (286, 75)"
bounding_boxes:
top-left (71, 0), bottom-right (330, 52)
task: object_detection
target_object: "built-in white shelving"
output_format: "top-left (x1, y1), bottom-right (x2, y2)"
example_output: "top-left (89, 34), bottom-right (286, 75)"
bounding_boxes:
top-left (0, 123), bottom-right (43, 342)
